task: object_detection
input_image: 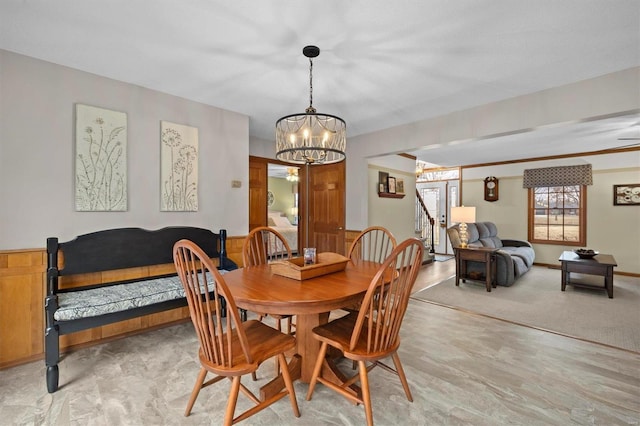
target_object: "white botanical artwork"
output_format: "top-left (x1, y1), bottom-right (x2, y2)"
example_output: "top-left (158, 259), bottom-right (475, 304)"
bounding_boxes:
top-left (161, 121), bottom-right (199, 211)
top-left (75, 104), bottom-right (127, 211)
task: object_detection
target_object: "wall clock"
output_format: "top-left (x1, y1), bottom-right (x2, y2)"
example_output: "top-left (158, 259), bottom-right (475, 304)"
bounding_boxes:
top-left (267, 190), bottom-right (275, 207)
top-left (484, 176), bottom-right (499, 202)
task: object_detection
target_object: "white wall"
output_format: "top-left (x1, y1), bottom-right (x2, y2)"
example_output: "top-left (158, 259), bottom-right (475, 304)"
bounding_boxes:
top-left (249, 135), bottom-right (276, 159)
top-left (461, 152), bottom-right (640, 273)
top-left (346, 68), bottom-right (640, 231)
top-left (367, 155), bottom-right (416, 243)
top-left (0, 50), bottom-right (249, 249)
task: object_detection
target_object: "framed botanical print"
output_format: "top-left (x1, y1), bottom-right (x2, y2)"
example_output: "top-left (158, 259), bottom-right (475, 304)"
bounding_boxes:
top-left (75, 104), bottom-right (127, 211)
top-left (161, 121), bottom-right (199, 211)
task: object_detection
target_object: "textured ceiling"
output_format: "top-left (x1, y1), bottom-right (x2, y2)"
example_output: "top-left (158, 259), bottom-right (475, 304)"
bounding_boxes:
top-left (1, 0), bottom-right (638, 166)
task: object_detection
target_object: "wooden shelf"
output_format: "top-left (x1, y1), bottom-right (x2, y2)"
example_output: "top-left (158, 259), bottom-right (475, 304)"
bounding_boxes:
top-left (378, 192), bottom-right (405, 199)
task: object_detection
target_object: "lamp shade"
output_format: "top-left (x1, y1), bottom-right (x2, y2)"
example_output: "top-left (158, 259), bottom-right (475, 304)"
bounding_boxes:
top-left (451, 206), bottom-right (476, 224)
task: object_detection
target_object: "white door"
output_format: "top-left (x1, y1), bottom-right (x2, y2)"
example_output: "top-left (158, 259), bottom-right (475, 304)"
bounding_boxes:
top-left (418, 180), bottom-right (460, 254)
top-left (417, 182), bottom-right (447, 254)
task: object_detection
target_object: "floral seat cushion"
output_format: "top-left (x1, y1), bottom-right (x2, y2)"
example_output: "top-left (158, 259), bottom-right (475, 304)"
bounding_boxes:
top-left (54, 273), bottom-right (223, 321)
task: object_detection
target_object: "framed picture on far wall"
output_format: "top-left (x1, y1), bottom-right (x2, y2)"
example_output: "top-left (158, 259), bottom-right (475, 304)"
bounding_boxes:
top-left (387, 176), bottom-right (397, 194)
top-left (613, 184), bottom-right (640, 205)
top-left (396, 178), bottom-right (405, 194)
top-left (378, 171), bottom-right (389, 192)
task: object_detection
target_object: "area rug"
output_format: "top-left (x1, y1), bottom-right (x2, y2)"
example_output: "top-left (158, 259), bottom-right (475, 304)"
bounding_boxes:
top-left (411, 266), bottom-right (640, 352)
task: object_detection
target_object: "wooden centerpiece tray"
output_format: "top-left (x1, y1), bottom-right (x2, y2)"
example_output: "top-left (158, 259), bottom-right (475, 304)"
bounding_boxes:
top-left (271, 252), bottom-right (349, 281)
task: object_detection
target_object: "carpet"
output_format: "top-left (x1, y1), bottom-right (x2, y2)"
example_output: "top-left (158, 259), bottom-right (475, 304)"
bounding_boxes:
top-left (411, 265), bottom-right (640, 352)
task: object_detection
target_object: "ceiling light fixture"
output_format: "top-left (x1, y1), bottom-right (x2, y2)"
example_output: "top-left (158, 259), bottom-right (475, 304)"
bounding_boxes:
top-left (286, 167), bottom-right (299, 182)
top-left (275, 45), bottom-right (346, 165)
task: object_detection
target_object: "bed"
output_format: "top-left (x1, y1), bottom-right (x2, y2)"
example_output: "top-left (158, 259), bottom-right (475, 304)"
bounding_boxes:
top-left (268, 212), bottom-right (299, 254)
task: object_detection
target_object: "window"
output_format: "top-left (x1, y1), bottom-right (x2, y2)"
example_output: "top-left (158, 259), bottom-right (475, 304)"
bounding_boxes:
top-left (528, 185), bottom-right (586, 245)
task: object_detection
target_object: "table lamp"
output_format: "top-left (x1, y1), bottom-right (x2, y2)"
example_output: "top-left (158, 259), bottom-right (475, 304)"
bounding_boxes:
top-left (451, 206), bottom-right (476, 248)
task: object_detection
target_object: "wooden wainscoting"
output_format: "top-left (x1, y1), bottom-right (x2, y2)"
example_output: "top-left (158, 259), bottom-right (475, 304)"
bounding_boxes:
top-left (0, 248), bottom-right (47, 368)
top-left (226, 234), bottom-right (245, 268)
top-left (345, 229), bottom-right (361, 255)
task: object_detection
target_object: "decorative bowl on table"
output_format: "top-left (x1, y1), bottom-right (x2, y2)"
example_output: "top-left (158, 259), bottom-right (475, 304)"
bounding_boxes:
top-left (574, 249), bottom-right (598, 259)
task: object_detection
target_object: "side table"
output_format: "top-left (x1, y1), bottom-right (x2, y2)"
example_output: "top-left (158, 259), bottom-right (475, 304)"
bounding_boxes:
top-left (455, 247), bottom-right (498, 292)
top-left (559, 251), bottom-right (617, 298)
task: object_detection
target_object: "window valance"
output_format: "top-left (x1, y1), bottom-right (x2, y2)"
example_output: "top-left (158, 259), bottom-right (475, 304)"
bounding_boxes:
top-left (522, 164), bottom-right (592, 188)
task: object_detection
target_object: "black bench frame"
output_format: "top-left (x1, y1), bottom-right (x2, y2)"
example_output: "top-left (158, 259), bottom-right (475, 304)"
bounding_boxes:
top-left (45, 226), bottom-right (242, 393)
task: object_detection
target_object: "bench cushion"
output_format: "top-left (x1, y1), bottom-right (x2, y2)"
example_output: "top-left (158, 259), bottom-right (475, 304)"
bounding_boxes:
top-left (54, 274), bottom-right (222, 321)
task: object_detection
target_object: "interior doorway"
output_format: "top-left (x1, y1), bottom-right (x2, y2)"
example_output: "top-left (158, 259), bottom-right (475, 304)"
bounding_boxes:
top-left (267, 163), bottom-right (300, 255)
top-left (248, 156), bottom-right (346, 255)
top-left (416, 178), bottom-right (459, 255)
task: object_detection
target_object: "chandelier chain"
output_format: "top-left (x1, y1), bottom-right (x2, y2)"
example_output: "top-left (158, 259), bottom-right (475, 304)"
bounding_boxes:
top-left (308, 58), bottom-right (313, 109)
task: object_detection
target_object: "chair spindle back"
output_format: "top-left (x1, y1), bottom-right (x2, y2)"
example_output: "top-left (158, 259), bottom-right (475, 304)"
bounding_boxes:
top-left (173, 239), bottom-right (251, 368)
top-left (243, 226), bottom-right (292, 267)
top-left (348, 226), bottom-right (397, 264)
top-left (351, 238), bottom-right (424, 353)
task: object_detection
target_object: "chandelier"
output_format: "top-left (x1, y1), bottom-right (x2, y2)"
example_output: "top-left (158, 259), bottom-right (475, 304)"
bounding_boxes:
top-left (275, 45), bottom-right (346, 165)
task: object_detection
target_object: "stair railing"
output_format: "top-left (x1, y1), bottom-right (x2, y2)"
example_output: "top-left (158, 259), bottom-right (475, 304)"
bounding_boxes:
top-left (415, 188), bottom-right (436, 253)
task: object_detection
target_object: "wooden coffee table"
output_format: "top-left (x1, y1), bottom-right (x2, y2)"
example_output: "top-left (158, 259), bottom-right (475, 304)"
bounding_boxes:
top-left (559, 251), bottom-right (617, 298)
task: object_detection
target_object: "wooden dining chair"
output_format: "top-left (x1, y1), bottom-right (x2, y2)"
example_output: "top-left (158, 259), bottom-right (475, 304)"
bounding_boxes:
top-left (173, 239), bottom-right (300, 425)
top-left (343, 226), bottom-right (398, 316)
top-left (348, 226), bottom-right (397, 264)
top-left (242, 226), bottom-right (295, 334)
top-left (306, 238), bottom-right (424, 426)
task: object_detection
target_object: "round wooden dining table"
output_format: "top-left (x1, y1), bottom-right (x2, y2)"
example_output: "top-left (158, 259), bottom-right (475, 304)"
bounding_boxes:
top-left (222, 258), bottom-right (381, 399)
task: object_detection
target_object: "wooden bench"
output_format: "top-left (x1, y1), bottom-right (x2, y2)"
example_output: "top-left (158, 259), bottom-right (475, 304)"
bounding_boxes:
top-left (44, 226), bottom-right (240, 393)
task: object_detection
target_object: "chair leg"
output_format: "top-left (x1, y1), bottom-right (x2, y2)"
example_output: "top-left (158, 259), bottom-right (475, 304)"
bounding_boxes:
top-left (358, 360), bottom-right (374, 426)
top-left (306, 342), bottom-right (328, 400)
top-left (185, 368), bottom-right (207, 417)
top-left (391, 352), bottom-right (413, 402)
top-left (224, 376), bottom-right (241, 426)
top-left (279, 353), bottom-right (300, 417)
